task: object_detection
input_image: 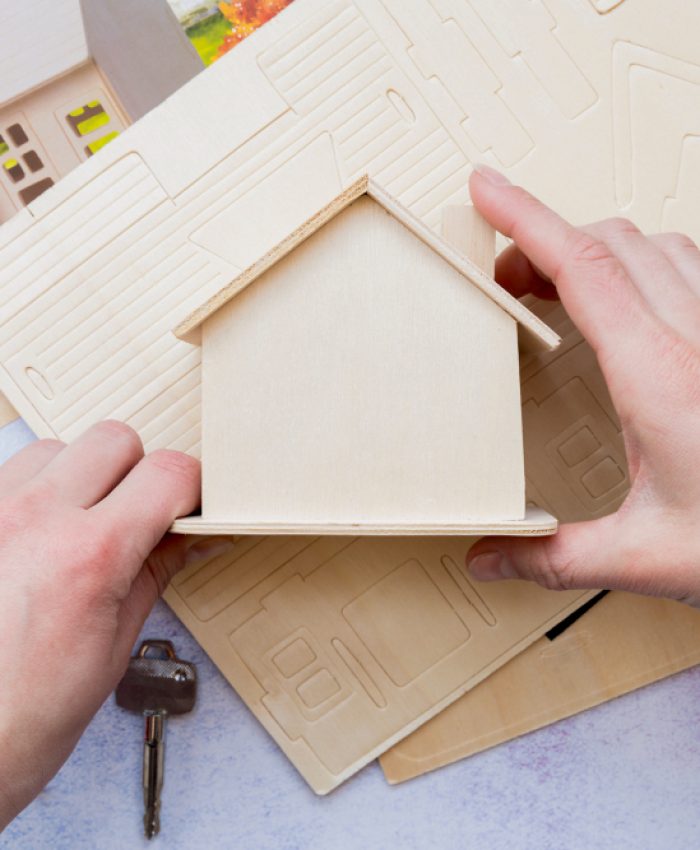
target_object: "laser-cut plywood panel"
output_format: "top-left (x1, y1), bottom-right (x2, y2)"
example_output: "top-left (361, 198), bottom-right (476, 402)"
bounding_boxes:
top-left (165, 537), bottom-right (588, 792)
top-left (0, 0), bottom-right (698, 792)
top-left (0, 0), bottom-right (697, 448)
top-left (381, 592), bottom-right (700, 783)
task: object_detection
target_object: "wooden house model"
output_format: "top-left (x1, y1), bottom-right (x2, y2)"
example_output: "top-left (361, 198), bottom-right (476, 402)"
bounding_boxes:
top-left (0, 0), bottom-right (201, 224)
top-left (171, 176), bottom-right (561, 536)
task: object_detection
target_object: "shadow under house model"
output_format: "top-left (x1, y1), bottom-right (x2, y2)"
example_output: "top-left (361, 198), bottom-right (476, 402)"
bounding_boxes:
top-left (170, 175), bottom-right (561, 536)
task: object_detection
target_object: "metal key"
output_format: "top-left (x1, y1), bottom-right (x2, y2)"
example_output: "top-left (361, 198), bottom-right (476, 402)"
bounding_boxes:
top-left (115, 640), bottom-right (197, 839)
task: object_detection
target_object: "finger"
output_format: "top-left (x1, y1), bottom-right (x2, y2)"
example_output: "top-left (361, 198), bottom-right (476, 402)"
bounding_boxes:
top-left (649, 233), bottom-right (700, 298)
top-left (469, 166), bottom-right (653, 361)
top-left (466, 511), bottom-right (700, 600)
top-left (584, 219), bottom-right (700, 347)
top-left (93, 449), bottom-right (201, 578)
top-left (0, 438), bottom-right (65, 497)
top-left (494, 242), bottom-right (559, 300)
top-left (27, 421), bottom-right (143, 508)
top-left (114, 536), bottom-right (234, 661)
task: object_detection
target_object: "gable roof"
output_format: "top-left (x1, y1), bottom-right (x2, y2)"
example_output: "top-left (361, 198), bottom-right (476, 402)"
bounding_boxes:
top-left (174, 175), bottom-right (561, 352)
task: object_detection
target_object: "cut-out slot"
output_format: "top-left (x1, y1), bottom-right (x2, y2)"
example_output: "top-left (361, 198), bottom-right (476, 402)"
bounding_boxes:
top-left (441, 555), bottom-right (497, 627)
top-left (25, 366), bottom-right (54, 401)
top-left (22, 151), bottom-right (43, 173)
top-left (387, 88), bottom-right (416, 123)
top-left (332, 638), bottom-right (387, 709)
top-left (7, 123), bottom-right (28, 146)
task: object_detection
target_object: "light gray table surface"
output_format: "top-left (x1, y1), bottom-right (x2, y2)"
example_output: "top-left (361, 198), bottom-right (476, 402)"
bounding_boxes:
top-left (2, 418), bottom-right (699, 850)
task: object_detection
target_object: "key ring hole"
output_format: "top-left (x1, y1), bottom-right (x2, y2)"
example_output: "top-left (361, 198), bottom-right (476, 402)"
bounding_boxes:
top-left (138, 640), bottom-right (176, 660)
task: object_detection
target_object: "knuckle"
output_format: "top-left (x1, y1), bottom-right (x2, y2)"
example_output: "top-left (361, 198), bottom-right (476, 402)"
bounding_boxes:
top-left (533, 541), bottom-right (577, 591)
top-left (558, 231), bottom-right (628, 295)
top-left (567, 231), bottom-right (613, 268)
top-left (661, 232), bottom-right (698, 254)
top-left (33, 437), bottom-right (66, 455)
top-left (598, 216), bottom-right (640, 239)
top-left (91, 420), bottom-right (143, 460)
top-left (649, 328), bottom-right (700, 402)
top-left (75, 526), bottom-right (122, 572)
top-left (12, 477), bottom-right (59, 512)
top-left (66, 524), bottom-right (129, 597)
top-left (0, 496), bottom-right (38, 537)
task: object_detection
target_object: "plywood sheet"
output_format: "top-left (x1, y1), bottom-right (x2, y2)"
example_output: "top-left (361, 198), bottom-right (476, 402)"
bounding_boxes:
top-left (165, 538), bottom-right (589, 792)
top-left (380, 592), bottom-right (700, 783)
top-left (0, 0), bottom-right (697, 450)
top-left (0, 0), bottom-right (697, 792)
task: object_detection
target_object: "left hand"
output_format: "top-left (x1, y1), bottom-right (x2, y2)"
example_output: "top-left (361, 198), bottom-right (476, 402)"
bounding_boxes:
top-left (0, 421), bottom-right (209, 828)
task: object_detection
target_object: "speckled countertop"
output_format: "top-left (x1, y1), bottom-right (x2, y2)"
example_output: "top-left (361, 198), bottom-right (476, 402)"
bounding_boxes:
top-left (3, 418), bottom-right (700, 850)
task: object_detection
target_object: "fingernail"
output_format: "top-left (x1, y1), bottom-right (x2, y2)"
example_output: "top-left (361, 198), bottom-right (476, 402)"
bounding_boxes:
top-left (472, 163), bottom-right (512, 186)
top-left (185, 536), bottom-right (235, 565)
top-left (467, 552), bottom-right (517, 582)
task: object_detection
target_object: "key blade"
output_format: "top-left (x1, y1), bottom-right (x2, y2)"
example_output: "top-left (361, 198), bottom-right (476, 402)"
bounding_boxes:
top-left (144, 804), bottom-right (159, 840)
top-left (143, 713), bottom-right (164, 839)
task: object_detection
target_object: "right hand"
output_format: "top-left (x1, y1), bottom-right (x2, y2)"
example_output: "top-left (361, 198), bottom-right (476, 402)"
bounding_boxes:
top-left (466, 165), bottom-right (700, 607)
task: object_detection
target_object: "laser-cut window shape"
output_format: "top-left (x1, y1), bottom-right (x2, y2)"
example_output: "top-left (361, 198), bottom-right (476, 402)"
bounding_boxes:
top-left (387, 88), bottom-right (416, 123)
top-left (66, 101), bottom-right (110, 138)
top-left (24, 366), bottom-right (54, 400)
top-left (3, 159), bottom-right (24, 183)
top-left (558, 426), bottom-right (601, 467)
top-left (7, 123), bottom-right (28, 146)
top-left (19, 178), bottom-right (54, 206)
top-left (296, 669), bottom-right (341, 709)
top-left (273, 638), bottom-right (316, 679)
top-left (0, 135), bottom-right (7, 156)
top-left (22, 151), bottom-right (43, 173)
top-left (581, 456), bottom-right (625, 499)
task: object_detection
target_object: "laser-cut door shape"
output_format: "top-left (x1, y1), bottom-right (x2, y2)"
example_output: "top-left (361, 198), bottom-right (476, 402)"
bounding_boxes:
top-left (170, 178), bottom-right (560, 536)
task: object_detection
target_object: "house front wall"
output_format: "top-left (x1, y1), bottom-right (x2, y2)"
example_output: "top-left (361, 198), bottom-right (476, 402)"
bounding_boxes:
top-left (200, 196), bottom-right (525, 527)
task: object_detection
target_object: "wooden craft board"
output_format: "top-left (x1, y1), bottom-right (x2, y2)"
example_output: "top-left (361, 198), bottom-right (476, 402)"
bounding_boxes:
top-left (381, 297), bottom-right (700, 782)
top-left (0, 0), bottom-right (698, 791)
top-left (381, 591), bottom-right (700, 783)
top-left (166, 542), bottom-right (589, 792)
top-left (1, 0), bottom-right (698, 452)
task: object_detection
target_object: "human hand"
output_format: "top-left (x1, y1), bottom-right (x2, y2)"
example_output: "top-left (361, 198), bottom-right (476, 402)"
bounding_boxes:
top-left (0, 422), bottom-right (204, 828)
top-left (466, 165), bottom-right (700, 606)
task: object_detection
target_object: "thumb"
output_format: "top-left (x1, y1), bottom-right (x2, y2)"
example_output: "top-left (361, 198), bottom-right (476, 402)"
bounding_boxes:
top-left (466, 515), bottom-right (623, 592)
